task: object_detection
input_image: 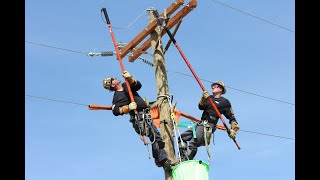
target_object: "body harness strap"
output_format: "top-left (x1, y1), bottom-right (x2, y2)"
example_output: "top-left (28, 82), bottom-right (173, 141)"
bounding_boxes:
top-left (132, 109), bottom-right (156, 145)
top-left (130, 108), bottom-right (156, 159)
top-left (203, 120), bottom-right (213, 165)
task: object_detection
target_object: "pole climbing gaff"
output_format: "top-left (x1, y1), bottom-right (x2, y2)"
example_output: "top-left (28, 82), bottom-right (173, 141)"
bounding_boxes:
top-left (152, 9), bottom-right (241, 150)
top-left (101, 8), bottom-right (147, 144)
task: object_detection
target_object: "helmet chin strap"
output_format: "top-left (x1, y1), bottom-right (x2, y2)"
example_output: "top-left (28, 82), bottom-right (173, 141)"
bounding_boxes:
top-left (113, 80), bottom-right (124, 91)
top-left (116, 80), bottom-right (121, 85)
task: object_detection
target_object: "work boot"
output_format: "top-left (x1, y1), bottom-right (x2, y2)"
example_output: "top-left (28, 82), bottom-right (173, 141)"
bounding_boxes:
top-left (162, 159), bottom-right (172, 171)
top-left (162, 159), bottom-right (180, 170)
top-left (155, 159), bottom-right (162, 167)
top-left (179, 141), bottom-right (188, 162)
top-left (187, 149), bottom-right (197, 160)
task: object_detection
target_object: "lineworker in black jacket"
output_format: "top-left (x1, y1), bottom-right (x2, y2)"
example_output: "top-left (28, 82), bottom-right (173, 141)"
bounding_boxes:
top-left (103, 71), bottom-right (173, 170)
top-left (178, 80), bottom-right (240, 161)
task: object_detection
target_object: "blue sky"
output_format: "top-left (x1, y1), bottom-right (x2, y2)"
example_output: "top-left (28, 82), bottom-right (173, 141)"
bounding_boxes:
top-left (26, 0), bottom-right (295, 179)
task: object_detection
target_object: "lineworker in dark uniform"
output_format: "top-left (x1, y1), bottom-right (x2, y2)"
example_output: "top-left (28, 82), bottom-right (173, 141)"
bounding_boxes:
top-left (178, 80), bottom-right (240, 161)
top-left (103, 71), bottom-right (173, 169)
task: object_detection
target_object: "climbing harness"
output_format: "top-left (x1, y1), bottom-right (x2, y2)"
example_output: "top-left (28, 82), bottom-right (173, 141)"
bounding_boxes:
top-left (130, 108), bottom-right (157, 159)
top-left (152, 9), bottom-right (241, 150)
top-left (141, 109), bottom-right (155, 160)
top-left (131, 109), bottom-right (156, 145)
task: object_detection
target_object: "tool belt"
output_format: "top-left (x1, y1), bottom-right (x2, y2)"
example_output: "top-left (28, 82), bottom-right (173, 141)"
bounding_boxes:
top-left (203, 116), bottom-right (219, 146)
top-left (130, 109), bottom-right (153, 136)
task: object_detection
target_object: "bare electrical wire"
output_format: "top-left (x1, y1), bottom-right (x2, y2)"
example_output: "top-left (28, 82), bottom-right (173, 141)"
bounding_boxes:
top-left (26, 94), bottom-right (87, 106)
top-left (239, 129), bottom-right (294, 140)
top-left (208, 0), bottom-right (294, 33)
top-left (100, 9), bottom-right (146, 29)
top-left (25, 94), bottom-right (294, 141)
top-left (168, 71), bottom-right (295, 106)
top-left (26, 41), bottom-right (88, 55)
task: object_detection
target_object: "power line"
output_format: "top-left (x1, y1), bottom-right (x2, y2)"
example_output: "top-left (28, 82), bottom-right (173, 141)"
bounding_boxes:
top-left (208, 0), bottom-right (294, 33)
top-left (25, 94), bottom-right (87, 106)
top-left (100, 9), bottom-right (146, 29)
top-left (25, 40), bottom-right (294, 106)
top-left (239, 129), bottom-right (294, 141)
top-left (168, 71), bottom-right (294, 106)
top-left (25, 41), bottom-right (88, 55)
top-left (113, 10), bottom-right (146, 29)
top-left (25, 94), bottom-right (294, 141)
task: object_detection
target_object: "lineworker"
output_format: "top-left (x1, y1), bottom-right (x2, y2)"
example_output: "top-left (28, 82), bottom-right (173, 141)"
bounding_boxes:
top-left (102, 71), bottom-right (173, 170)
top-left (178, 80), bottom-right (240, 161)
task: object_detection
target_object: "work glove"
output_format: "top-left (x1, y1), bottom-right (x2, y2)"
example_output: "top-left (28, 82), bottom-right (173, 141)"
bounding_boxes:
top-left (119, 102), bottom-right (137, 114)
top-left (228, 129), bottom-right (237, 139)
top-left (119, 105), bottom-right (129, 114)
top-left (231, 121), bottom-right (240, 132)
top-left (202, 91), bottom-right (210, 99)
top-left (199, 91), bottom-right (210, 106)
top-left (128, 102), bottom-right (137, 111)
top-left (122, 71), bottom-right (131, 78)
top-left (122, 71), bottom-right (136, 85)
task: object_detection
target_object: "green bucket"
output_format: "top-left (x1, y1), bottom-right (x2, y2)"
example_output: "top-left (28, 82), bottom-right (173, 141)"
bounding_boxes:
top-left (172, 160), bottom-right (209, 180)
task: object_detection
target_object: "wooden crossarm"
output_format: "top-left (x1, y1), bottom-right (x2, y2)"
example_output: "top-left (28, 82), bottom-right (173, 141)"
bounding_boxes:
top-left (128, 0), bottom-right (197, 62)
top-left (119, 0), bottom-right (184, 59)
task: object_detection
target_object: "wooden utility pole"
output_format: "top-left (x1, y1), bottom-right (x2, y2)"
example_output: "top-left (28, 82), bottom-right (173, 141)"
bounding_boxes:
top-left (147, 9), bottom-right (176, 180)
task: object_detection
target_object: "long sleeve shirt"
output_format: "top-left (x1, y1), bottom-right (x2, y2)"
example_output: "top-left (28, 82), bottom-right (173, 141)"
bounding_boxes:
top-left (198, 96), bottom-right (237, 124)
top-left (111, 80), bottom-right (148, 116)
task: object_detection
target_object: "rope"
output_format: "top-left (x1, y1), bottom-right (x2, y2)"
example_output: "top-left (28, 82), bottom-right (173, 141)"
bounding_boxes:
top-left (171, 111), bottom-right (182, 162)
top-left (100, 9), bottom-right (146, 29)
top-left (157, 94), bottom-right (172, 105)
top-left (145, 94), bottom-right (183, 162)
top-left (173, 117), bottom-right (184, 163)
top-left (163, 95), bottom-right (184, 163)
top-left (157, 94), bottom-right (174, 126)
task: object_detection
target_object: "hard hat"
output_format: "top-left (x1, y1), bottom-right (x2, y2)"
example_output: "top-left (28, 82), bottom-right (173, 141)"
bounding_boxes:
top-left (103, 77), bottom-right (113, 90)
top-left (211, 80), bottom-right (226, 94)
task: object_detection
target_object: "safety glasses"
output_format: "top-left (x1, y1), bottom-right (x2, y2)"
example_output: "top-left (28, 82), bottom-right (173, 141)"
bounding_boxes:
top-left (212, 84), bottom-right (219, 89)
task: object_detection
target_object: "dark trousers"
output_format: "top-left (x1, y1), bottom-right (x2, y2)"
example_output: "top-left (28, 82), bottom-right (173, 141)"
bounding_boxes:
top-left (131, 118), bottom-right (167, 167)
top-left (178, 122), bottom-right (215, 161)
